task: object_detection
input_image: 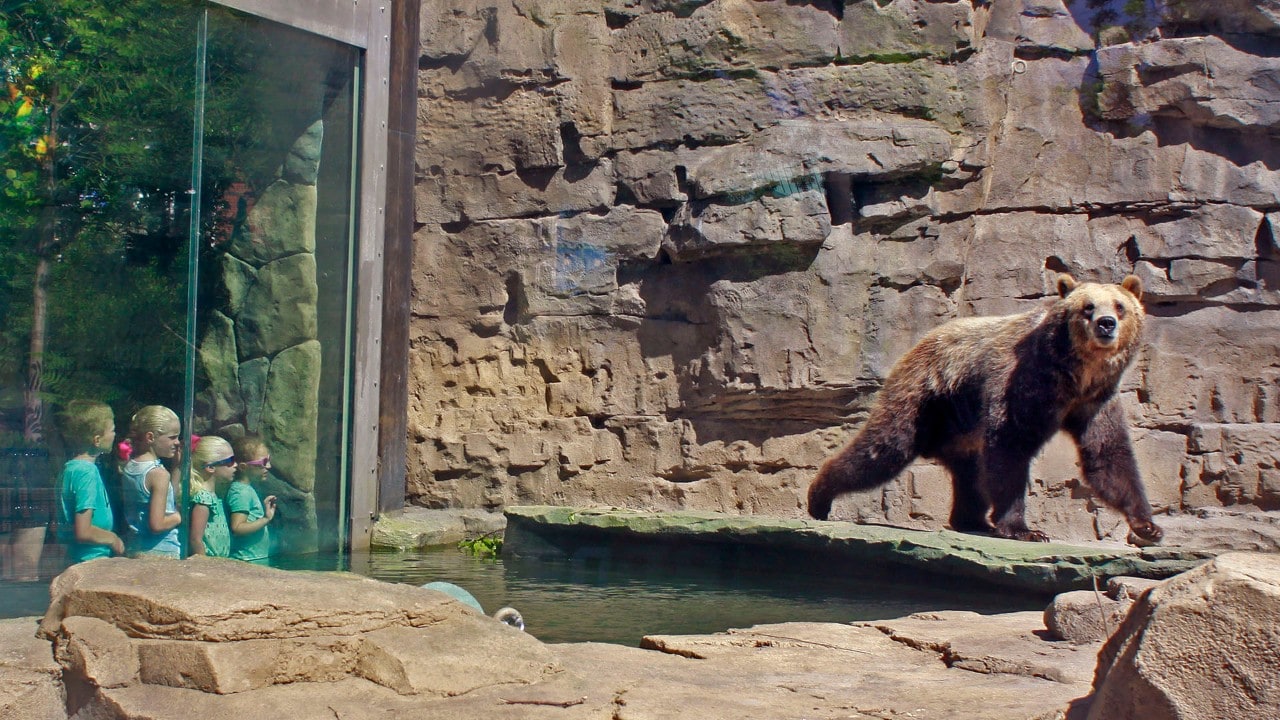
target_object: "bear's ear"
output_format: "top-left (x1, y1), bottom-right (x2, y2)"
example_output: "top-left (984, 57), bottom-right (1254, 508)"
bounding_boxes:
top-left (1056, 274), bottom-right (1078, 298)
top-left (1121, 274), bottom-right (1143, 301)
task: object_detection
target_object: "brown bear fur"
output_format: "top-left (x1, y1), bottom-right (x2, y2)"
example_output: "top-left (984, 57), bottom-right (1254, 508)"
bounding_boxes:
top-left (807, 274), bottom-right (1163, 544)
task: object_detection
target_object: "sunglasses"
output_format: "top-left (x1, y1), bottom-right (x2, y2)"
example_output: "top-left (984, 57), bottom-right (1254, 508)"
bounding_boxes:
top-left (241, 455), bottom-right (270, 467)
top-left (206, 456), bottom-right (237, 468)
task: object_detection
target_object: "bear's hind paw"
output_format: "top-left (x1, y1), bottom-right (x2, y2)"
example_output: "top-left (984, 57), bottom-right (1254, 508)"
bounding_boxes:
top-left (996, 527), bottom-right (1051, 543)
top-left (807, 489), bottom-right (833, 521)
top-left (1127, 520), bottom-right (1164, 546)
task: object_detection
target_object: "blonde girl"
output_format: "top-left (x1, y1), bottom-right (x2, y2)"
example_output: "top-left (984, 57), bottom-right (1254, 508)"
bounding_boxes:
top-left (122, 405), bottom-right (182, 557)
top-left (189, 436), bottom-right (234, 557)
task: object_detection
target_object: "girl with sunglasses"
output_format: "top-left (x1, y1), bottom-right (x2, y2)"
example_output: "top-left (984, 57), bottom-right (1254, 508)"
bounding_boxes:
top-left (227, 435), bottom-right (277, 563)
top-left (188, 436), bottom-right (234, 557)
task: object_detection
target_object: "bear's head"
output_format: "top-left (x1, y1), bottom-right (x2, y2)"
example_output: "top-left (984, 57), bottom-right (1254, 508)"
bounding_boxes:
top-left (1055, 274), bottom-right (1144, 359)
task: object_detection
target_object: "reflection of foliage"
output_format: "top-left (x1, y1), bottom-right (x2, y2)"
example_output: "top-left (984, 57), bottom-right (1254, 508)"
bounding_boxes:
top-left (0, 0), bottom-right (252, 431)
top-left (1, 0), bottom-right (350, 441)
top-left (458, 532), bottom-right (504, 559)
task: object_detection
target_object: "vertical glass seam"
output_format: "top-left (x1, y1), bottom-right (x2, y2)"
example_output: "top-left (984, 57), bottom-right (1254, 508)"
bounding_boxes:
top-left (181, 8), bottom-right (210, 557)
top-left (337, 59), bottom-right (363, 555)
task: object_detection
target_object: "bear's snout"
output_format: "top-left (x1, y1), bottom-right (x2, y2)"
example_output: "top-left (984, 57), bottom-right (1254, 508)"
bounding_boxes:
top-left (1094, 315), bottom-right (1118, 339)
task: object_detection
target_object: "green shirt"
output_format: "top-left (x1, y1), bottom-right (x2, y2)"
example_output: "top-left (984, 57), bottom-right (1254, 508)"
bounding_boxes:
top-left (226, 481), bottom-right (270, 562)
top-left (59, 458), bottom-right (114, 563)
top-left (190, 487), bottom-right (231, 558)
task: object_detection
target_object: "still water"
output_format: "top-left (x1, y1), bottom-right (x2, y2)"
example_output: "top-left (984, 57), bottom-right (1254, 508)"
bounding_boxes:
top-left (345, 547), bottom-right (1046, 646)
top-left (2, 548), bottom-right (1048, 646)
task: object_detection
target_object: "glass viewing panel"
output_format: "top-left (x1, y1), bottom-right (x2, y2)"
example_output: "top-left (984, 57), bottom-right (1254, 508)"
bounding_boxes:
top-left (0, 0), bottom-right (360, 593)
top-left (195, 7), bottom-right (360, 560)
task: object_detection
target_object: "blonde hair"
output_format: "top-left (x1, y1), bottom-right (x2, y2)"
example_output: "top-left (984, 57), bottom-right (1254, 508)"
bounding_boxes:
top-left (129, 405), bottom-right (179, 445)
top-left (59, 400), bottom-right (115, 450)
top-left (191, 435), bottom-right (234, 493)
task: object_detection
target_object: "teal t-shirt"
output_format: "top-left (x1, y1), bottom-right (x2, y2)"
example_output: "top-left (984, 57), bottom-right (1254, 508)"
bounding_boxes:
top-left (59, 458), bottom-right (115, 563)
top-left (191, 487), bottom-right (231, 558)
top-left (225, 481), bottom-right (270, 562)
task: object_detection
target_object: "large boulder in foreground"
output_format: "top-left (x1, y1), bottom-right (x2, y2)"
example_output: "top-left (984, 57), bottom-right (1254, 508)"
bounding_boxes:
top-left (40, 557), bottom-right (557, 713)
top-left (23, 555), bottom-right (1101, 719)
top-left (0, 618), bottom-right (63, 720)
top-left (1085, 552), bottom-right (1280, 720)
top-left (18, 551), bottom-right (1280, 719)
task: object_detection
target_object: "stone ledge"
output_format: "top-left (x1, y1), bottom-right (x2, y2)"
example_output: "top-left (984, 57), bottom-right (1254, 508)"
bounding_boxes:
top-left (502, 506), bottom-right (1217, 594)
top-left (371, 508), bottom-right (506, 550)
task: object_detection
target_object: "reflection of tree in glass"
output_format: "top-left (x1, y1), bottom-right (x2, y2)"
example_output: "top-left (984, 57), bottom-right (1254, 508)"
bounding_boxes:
top-left (0, 0), bottom-right (265, 440)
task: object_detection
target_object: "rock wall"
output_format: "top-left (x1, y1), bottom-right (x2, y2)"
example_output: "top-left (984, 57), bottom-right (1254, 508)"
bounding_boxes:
top-left (408, 0), bottom-right (1280, 542)
top-left (195, 42), bottom-right (346, 553)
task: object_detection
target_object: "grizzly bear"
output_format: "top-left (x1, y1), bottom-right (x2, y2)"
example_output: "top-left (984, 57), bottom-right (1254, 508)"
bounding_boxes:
top-left (807, 274), bottom-right (1163, 544)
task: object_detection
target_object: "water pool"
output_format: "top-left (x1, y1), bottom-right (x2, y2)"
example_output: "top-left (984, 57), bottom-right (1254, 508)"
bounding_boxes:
top-left (2, 548), bottom-right (1048, 646)
top-left (346, 548), bottom-right (1047, 645)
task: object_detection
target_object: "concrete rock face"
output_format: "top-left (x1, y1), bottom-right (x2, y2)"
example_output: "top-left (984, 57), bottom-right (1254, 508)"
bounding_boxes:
top-left (10, 556), bottom-right (1104, 720)
top-left (1085, 552), bottom-right (1280, 720)
top-left (1042, 576), bottom-right (1161, 643)
top-left (37, 557), bottom-right (560, 716)
top-left (11, 552), bottom-right (1279, 719)
top-left (0, 618), bottom-right (64, 720)
top-left (409, 0), bottom-right (1280, 540)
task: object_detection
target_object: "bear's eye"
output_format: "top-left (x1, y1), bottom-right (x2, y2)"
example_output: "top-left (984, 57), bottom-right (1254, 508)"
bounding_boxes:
top-left (1082, 303), bottom-right (1095, 317)
top-left (1115, 302), bottom-right (1126, 318)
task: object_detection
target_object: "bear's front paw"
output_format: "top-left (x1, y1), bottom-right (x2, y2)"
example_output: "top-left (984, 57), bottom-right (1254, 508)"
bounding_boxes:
top-left (1127, 520), bottom-right (1163, 546)
top-left (995, 526), bottom-right (1051, 543)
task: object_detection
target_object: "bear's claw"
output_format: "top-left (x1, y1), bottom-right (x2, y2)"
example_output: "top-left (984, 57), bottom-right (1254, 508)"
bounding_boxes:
top-left (1127, 519), bottom-right (1164, 546)
top-left (995, 527), bottom-right (1051, 543)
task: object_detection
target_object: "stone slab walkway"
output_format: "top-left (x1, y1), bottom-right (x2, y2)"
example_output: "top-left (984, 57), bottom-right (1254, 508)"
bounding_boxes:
top-left (502, 506), bottom-right (1217, 593)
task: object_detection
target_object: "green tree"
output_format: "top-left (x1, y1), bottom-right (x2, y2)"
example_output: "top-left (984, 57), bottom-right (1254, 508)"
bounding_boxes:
top-left (0, 0), bottom-right (202, 441)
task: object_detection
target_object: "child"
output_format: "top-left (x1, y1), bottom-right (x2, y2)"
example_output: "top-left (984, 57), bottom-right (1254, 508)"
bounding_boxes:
top-left (188, 436), bottom-right (234, 557)
top-left (122, 405), bottom-right (182, 558)
top-left (227, 435), bottom-right (276, 562)
top-left (57, 400), bottom-right (126, 563)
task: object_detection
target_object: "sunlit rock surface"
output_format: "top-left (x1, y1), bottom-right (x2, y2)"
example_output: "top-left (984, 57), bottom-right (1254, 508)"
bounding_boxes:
top-left (0, 618), bottom-right (62, 720)
top-left (9, 553), bottom-right (1278, 719)
top-left (1043, 576), bottom-right (1161, 643)
top-left (371, 507), bottom-right (507, 549)
top-left (1086, 552), bottom-right (1280, 720)
top-left (409, 0), bottom-right (1280, 543)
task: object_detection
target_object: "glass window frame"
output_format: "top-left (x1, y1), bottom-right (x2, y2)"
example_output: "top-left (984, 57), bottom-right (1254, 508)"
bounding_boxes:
top-left (208, 0), bottom-right (393, 550)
